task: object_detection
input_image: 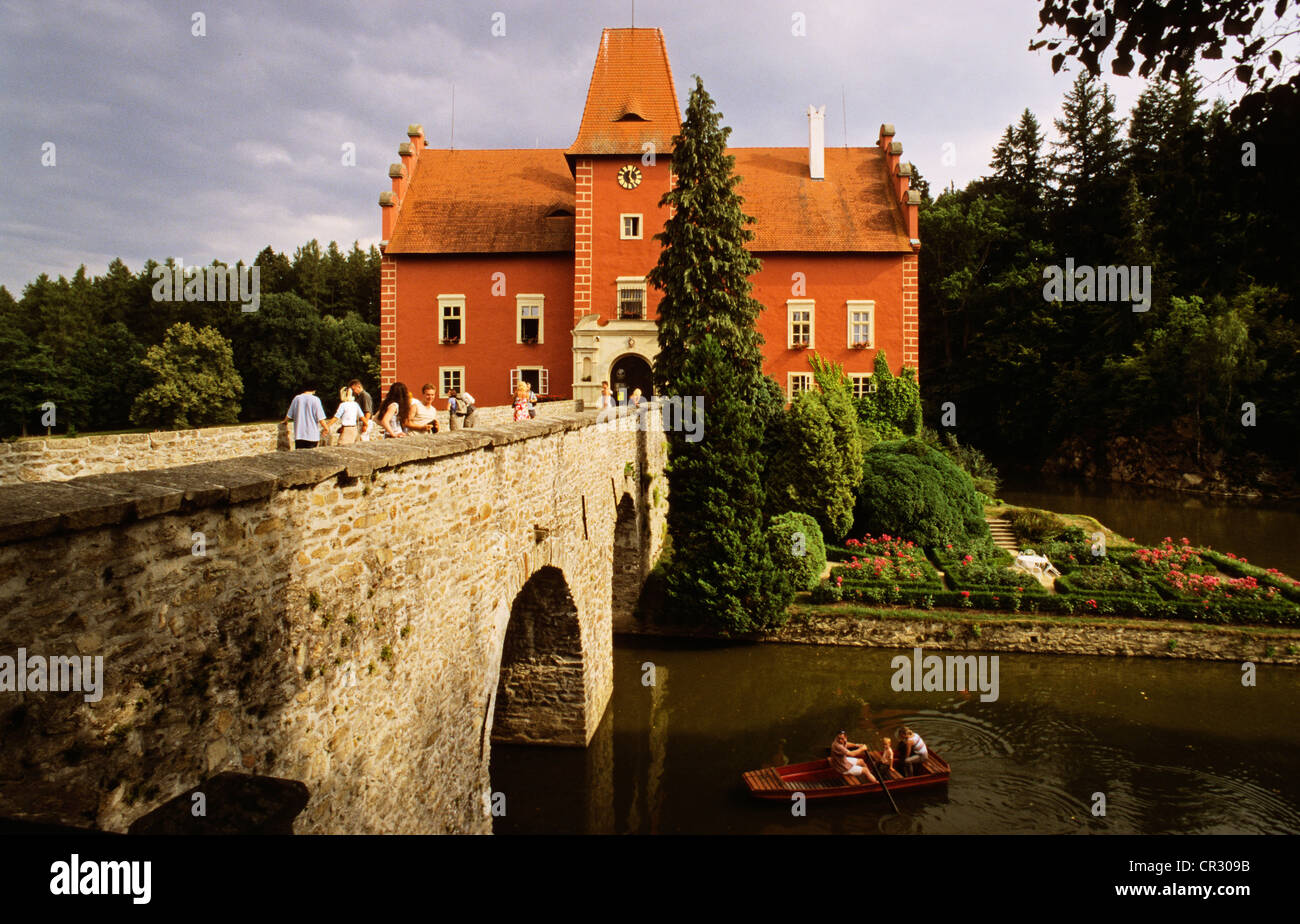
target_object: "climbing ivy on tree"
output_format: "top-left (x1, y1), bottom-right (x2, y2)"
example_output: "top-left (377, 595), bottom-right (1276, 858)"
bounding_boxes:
top-left (647, 76), bottom-right (792, 632)
top-left (763, 354), bottom-right (863, 541)
top-left (855, 351), bottom-right (922, 441)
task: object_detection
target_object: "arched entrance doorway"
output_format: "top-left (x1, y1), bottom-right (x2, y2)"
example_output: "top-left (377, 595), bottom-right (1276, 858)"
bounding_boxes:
top-left (609, 353), bottom-right (653, 404)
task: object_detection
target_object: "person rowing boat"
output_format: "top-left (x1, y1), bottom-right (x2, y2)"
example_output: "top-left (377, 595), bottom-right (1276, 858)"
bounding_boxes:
top-left (830, 731), bottom-right (878, 782)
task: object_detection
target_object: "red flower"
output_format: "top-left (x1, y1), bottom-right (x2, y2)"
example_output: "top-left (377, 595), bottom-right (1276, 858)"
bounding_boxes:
top-left (1087, 599), bottom-right (1097, 608)
top-left (960, 590), bottom-right (970, 598)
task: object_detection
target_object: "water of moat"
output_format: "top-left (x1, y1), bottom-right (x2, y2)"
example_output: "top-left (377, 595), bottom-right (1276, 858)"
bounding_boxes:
top-left (999, 475), bottom-right (1300, 578)
top-left (492, 642), bottom-right (1300, 834)
top-left (493, 484), bottom-right (1300, 834)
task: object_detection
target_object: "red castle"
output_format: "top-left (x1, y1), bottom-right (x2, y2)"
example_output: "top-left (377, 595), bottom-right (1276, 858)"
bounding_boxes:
top-left (379, 27), bottom-right (919, 408)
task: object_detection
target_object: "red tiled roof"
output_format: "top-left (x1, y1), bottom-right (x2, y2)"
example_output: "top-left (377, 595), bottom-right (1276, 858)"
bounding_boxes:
top-left (385, 149), bottom-right (574, 254)
top-left (567, 28), bottom-right (681, 156)
top-left (387, 146), bottom-right (911, 254)
top-left (731, 147), bottom-right (913, 252)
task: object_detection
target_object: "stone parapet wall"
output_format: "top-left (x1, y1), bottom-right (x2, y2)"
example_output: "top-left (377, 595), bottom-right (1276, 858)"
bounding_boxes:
top-left (0, 402), bottom-right (580, 486)
top-left (0, 404), bottom-right (666, 834)
top-left (0, 424), bottom-right (287, 485)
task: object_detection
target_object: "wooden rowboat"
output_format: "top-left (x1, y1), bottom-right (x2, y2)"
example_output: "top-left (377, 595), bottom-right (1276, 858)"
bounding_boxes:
top-left (743, 751), bottom-right (950, 800)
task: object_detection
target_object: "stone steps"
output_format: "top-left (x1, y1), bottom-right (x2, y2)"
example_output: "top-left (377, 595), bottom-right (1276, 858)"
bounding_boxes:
top-left (986, 516), bottom-right (1019, 554)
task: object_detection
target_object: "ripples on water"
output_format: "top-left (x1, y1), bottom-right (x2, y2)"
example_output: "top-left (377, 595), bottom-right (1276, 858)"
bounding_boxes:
top-left (491, 642), bottom-right (1300, 835)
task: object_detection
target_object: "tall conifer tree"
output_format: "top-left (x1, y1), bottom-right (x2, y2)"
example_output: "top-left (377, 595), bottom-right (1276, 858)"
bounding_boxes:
top-left (647, 77), bottom-right (791, 631)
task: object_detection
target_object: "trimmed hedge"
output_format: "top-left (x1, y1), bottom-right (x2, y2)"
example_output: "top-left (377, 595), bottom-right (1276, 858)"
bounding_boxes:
top-left (1054, 562), bottom-right (1154, 596)
top-left (932, 545), bottom-right (1050, 595)
top-left (1201, 550), bottom-right (1300, 603)
top-left (806, 579), bottom-right (1300, 626)
top-left (825, 543), bottom-right (856, 563)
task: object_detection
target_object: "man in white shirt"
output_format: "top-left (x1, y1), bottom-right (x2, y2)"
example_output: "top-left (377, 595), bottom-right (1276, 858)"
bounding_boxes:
top-left (285, 388), bottom-right (327, 450)
top-left (408, 384), bottom-right (440, 434)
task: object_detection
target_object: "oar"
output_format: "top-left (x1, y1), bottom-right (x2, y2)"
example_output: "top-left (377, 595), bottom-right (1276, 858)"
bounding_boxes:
top-left (862, 748), bottom-right (901, 814)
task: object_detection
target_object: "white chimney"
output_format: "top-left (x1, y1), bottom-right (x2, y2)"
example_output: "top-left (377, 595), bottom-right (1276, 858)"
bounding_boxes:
top-left (807, 105), bottom-right (826, 180)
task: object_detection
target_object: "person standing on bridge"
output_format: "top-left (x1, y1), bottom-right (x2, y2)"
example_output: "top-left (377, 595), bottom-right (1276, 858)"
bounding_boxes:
top-left (512, 381), bottom-right (531, 421)
top-left (349, 379), bottom-right (374, 441)
top-left (285, 387), bottom-right (327, 450)
top-left (459, 389), bottom-right (477, 428)
top-left (447, 387), bottom-right (463, 431)
top-left (333, 386), bottom-right (363, 445)
top-left (406, 384), bottom-right (440, 434)
top-left (379, 382), bottom-right (412, 437)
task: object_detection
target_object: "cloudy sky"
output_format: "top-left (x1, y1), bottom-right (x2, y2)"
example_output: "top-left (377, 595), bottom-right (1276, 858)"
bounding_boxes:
top-left (1, 0), bottom-right (1246, 291)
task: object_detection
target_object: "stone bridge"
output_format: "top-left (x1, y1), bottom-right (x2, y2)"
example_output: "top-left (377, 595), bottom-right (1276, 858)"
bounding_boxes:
top-left (0, 405), bottom-right (666, 833)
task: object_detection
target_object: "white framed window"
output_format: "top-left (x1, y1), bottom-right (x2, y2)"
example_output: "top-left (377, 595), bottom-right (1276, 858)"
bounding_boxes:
top-left (516, 293), bottom-right (544, 344)
top-left (620, 214), bottom-right (643, 239)
top-left (438, 294), bottom-right (465, 344)
top-left (440, 366), bottom-right (465, 398)
top-left (617, 277), bottom-right (646, 320)
top-left (787, 299), bottom-right (814, 348)
top-left (847, 300), bottom-right (875, 348)
top-left (788, 372), bottom-right (813, 400)
top-left (849, 373), bottom-right (877, 399)
top-left (511, 367), bottom-right (550, 397)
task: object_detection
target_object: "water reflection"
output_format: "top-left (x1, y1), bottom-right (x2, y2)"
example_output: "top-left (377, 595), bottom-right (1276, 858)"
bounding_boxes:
top-left (491, 641), bottom-right (1300, 835)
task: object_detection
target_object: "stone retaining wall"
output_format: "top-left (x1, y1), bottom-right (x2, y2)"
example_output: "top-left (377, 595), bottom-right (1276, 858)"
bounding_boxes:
top-left (769, 613), bottom-right (1300, 664)
top-left (0, 404), bottom-right (667, 834)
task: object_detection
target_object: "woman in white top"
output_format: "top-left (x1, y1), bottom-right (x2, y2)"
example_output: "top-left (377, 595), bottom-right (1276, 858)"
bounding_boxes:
top-left (597, 381), bottom-right (615, 409)
top-left (379, 382), bottom-right (412, 438)
top-left (334, 387), bottom-right (362, 445)
top-left (898, 726), bottom-right (928, 776)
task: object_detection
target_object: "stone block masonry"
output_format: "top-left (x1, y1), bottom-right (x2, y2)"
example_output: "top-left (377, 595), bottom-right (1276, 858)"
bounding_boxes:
top-left (0, 404), bottom-right (665, 834)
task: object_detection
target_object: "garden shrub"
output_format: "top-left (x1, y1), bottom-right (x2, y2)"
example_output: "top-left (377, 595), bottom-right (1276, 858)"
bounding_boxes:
top-left (1054, 562), bottom-right (1148, 593)
top-left (810, 579), bottom-right (843, 603)
top-left (1005, 507), bottom-right (1067, 545)
top-left (934, 542), bottom-right (1048, 594)
top-left (765, 390), bottom-right (857, 541)
top-left (767, 512), bottom-right (827, 591)
top-left (854, 438), bottom-right (987, 549)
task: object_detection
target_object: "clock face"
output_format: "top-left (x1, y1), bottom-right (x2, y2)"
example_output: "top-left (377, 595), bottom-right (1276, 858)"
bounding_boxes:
top-left (617, 164), bottom-right (642, 189)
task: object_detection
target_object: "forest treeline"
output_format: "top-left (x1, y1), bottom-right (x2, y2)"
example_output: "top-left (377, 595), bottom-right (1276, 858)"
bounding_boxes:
top-left (0, 241), bottom-right (382, 435)
top-left (917, 72), bottom-right (1299, 482)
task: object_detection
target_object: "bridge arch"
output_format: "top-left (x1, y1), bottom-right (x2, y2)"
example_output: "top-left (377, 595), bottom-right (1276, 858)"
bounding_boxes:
top-left (490, 566), bottom-right (586, 747)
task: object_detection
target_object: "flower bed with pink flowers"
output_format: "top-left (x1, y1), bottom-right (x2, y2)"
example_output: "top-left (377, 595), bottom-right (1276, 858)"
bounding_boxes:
top-left (829, 534), bottom-right (944, 591)
top-left (1125, 537), bottom-right (1216, 575)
